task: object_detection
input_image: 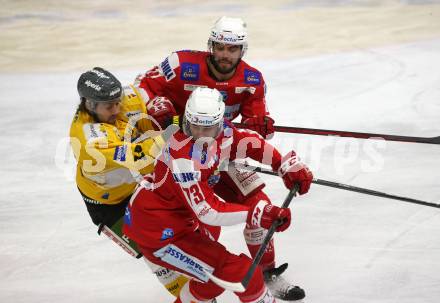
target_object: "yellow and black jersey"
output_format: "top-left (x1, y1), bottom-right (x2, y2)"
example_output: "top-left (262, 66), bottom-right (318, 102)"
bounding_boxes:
top-left (70, 85), bottom-right (163, 204)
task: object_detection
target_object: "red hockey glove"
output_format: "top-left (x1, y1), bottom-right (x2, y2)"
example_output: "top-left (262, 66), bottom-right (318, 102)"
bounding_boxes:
top-left (242, 115), bottom-right (275, 139)
top-left (278, 151), bottom-right (313, 195)
top-left (146, 96), bottom-right (177, 129)
top-left (247, 201), bottom-right (291, 232)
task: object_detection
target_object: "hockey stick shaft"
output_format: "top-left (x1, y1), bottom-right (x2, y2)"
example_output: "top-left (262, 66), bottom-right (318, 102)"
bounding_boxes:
top-left (244, 164), bottom-right (440, 208)
top-left (241, 184), bottom-right (300, 290)
top-left (233, 123), bottom-right (440, 145)
top-left (204, 184), bottom-right (300, 293)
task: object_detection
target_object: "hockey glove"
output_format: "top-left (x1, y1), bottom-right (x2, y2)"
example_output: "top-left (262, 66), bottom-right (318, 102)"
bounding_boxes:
top-left (278, 151), bottom-right (313, 195)
top-left (242, 115), bottom-right (275, 139)
top-left (247, 201), bottom-right (291, 232)
top-left (146, 96), bottom-right (177, 130)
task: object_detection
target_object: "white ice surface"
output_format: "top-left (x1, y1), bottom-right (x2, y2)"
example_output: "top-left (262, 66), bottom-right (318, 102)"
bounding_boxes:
top-left (0, 36), bottom-right (439, 303)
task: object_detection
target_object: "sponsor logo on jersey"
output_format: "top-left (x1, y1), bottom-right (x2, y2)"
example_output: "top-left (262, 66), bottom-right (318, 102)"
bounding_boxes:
top-left (184, 84), bottom-right (207, 91)
top-left (219, 90), bottom-right (228, 101)
top-left (235, 86), bottom-right (256, 94)
top-left (153, 244), bottom-right (214, 282)
top-left (160, 228), bottom-right (174, 241)
top-left (154, 268), bottom-right (179, 284)
top-left (190, 144), bottom-right (206, 165)
top-left (81, 195), bottom-right (101, 205)
top-left (89, 124), bottom-right (100, 137)
top-left (180, 63), bottom-right (199, 81)
top-left (83, 123), bottom-right (107, 141)
top-left (126, 111), bottom-right (141, 118)
top-left (207, 171), bottom-right (220, 187)
top-left (172, 171), bottom-right (201, 183)
top-left (244, 228), bottom-right (266, 245)
top-left (154, 267), bottom-right (171, 278)
top-left (124, 206), bottom-right (132, 226)
top-left (160, 57), bottom-right (176, 81)
top-left (244, 69), bottom-right (261, 85)
top-left (113, 145), bottom-right (127, 162)
top-left (197, 205), bottom-right (212, 217)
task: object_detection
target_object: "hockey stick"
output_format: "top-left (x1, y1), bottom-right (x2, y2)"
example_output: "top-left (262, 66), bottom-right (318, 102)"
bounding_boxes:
top-left (241, 163), bottom-right (440, 209)
top-left (98, 223), bottom-right (142, 259)
top-left (233, 123), bottom-right (440, 145)
top-left (204, 184), bottom-right (300, 293)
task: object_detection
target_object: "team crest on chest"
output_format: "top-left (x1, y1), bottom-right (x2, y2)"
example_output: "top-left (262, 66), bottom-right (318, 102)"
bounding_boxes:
top-left (244, 69), bottom-right (261, 85)
top-left (180, 63), bottom-right (200, 81)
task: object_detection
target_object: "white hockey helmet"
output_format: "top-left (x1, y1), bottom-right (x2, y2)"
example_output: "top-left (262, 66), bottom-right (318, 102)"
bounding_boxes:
top-left (183, 87), bottom-right (225, 138)
top-left (208, 16), bottom-right (248, 57)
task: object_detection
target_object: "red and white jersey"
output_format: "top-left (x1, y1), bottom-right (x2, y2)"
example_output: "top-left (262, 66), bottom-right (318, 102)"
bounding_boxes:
top-left (136, 50), bottom-right (269, 122)
top-left (123, 121), bottom-right (282, 249)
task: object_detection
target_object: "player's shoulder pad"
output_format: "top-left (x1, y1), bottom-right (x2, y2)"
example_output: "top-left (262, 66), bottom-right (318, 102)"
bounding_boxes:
top-left (240, 61), bottom-right (264, 86)
top-left (122, 85), bottom-right (139, 101)
top-left (123, 84), bottom-right (150, 104)
top-left (174, 50), bottom-right (206, 82)
top-left (175, 50), bottom-right (207, 63)
top-left (119, 85), bottom-right (145, 118)
top-left (170, 158), bottom-right (201, 185)
top-left (158, 52), bottom-right (180, 81)
top-left (176, 50), bottom-right (205, 55)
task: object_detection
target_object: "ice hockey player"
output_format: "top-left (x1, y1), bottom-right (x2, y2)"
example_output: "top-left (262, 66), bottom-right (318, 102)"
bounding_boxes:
top-left (134, 17), bottom-right (308, 300)
top-left (123, 87), bottom-right (313, 302)
top-left (135, 16), bottom-right (273, 139)
top-left (70, 67), bottom-right (188, 297)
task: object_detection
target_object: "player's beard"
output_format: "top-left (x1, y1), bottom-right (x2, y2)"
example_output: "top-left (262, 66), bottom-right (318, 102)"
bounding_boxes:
top-left (209, 55), bottom-right (240, 75)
